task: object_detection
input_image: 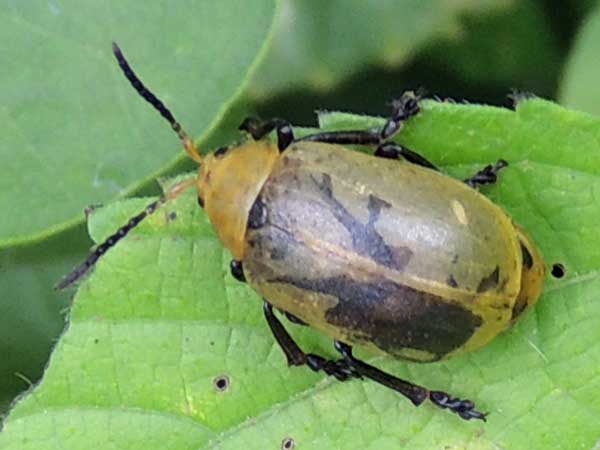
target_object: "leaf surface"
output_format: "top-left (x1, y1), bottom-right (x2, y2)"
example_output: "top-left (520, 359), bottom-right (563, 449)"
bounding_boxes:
top-left (0, 0), bottom-right (276, 246)
top-left (2, 98), bottom-right (599, 450)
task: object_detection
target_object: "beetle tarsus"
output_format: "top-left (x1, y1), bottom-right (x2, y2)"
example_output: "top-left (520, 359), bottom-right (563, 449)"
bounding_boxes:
top-left (380, 90), bottom-right (422, 140)
top-left (335, 342), bottom-right (487, 420)
top-left (305, 354), bottom-right (361, 381)
top-left (429, 391), bottom-right (487, 421)
top-left (239, 117), bottom-right (294, 151)
top-left (375, 142), bottom-right (438, 170)
top-left (464, 159), bottom-right (509, 188)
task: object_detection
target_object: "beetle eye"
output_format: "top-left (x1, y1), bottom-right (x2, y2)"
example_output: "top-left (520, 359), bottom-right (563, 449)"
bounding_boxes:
top-left (214, 146), bottom-right (229, 157)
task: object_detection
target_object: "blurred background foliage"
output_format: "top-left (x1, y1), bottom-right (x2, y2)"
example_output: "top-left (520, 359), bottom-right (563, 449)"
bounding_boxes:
top-left (2, 0), bottom-right (600, 419)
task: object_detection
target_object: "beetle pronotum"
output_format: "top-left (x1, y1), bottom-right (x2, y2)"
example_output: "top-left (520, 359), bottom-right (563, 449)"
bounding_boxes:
top-left (59, 43), bottom-right (545, 422)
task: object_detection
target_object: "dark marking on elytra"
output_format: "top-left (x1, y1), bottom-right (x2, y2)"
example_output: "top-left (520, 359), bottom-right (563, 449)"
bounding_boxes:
top-left (477, 266), bottom-right (500, 293)
top-left (312, 172), bottom-right (334, 197)
top-left (520, 243), bottom-right (533, 269)
top-left (269, 239), bottom-right (289, 260)
top-left (246, 222), bottom-right (298, 263)
top-left (446, 275), bottom-right (458, 288)
top-left (311, 173), bottom-right (413, 272)
top-left (248, 195), bottom-right (268, 229)
top-left (367, 194), bottom-right (392, 219)
top-left (272, 274), bottom-right (482, 359)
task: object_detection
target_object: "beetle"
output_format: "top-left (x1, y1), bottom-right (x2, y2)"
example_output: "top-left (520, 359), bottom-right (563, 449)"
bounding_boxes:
top-left (58, 43), bottom-right (545, 422)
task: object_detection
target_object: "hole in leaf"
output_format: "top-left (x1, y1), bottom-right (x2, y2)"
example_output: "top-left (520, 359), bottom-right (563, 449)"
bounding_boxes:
top-left (213, 375), bottom-right (230, 392)
top-left (281, 437), bottom-right (295, 450)
top-left (551, 263), bottom-right (565, 279)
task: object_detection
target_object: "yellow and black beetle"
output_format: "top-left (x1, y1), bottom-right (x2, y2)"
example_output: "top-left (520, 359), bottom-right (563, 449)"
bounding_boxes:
top-left (59, 43), bottom-right (545, 422)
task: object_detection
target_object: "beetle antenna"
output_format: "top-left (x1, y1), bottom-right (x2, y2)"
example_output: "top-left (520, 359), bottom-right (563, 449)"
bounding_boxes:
top-left (111, 42), bottom-right (203, 164)
top-left (56, 178), bottom-right (196, 290)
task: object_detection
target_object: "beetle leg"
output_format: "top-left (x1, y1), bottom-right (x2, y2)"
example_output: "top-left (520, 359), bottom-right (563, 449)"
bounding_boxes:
top-left (298, 91), bottom-right (422, 146)
top-left (263, 302), bottom-right (360, 380)
top-left (334, 341), bottom-right (487, 421)
top-left (263, 301), bottom-right (309, 366)
top-left (238, 117), bottom-right (294, 151)
top-left (298, 130), bottom-right (381, 145)
top-left (464, 159), bottom-right (508, 188)
top-left (375, 142), bottom-right (438, 170)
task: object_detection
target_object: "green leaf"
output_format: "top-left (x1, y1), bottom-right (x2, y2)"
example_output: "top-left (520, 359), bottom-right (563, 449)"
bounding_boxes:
top-left (560, 3), bottom-right (600, 115)
top-left (247, 0), bottom-right (514, 100)
top-left (0, 226), bottom-right (89, 414)
top-left (0, 97), bottom-right (263, 418)
top-left (0, 0), bottom-right (276, 247)
top-left (2, 98), bottom-right (599, 449)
